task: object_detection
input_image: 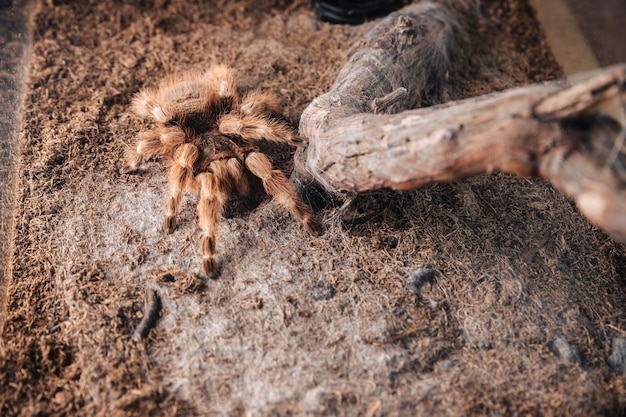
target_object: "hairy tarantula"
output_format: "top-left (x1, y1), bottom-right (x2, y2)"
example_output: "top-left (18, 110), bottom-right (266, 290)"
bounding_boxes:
top-left (121, 65), bottom-right (321, 278)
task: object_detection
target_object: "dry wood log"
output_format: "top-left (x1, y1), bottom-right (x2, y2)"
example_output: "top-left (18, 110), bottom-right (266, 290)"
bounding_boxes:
top-left (297, 2), bottom-right (626, 243)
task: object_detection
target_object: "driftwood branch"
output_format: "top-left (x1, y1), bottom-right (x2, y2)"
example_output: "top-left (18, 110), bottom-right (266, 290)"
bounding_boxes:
top-left (297, 2), bottom-right (626, 243)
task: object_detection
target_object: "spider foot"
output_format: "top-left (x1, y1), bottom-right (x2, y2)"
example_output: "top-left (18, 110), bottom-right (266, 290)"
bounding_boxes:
top-left (119, 164), bottom-right (138, 175)
top-left (304, 215), bottom-right (323, 237)
top-left (163, 215), bottom-right (177, 234)
top-left (203, 257), bottom-right (218, 279)
top-left (289, 134), bottom-right (308, 147)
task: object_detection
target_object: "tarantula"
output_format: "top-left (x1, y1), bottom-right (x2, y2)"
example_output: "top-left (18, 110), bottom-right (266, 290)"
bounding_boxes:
top-left (120, 65), bottom-right (321, 278)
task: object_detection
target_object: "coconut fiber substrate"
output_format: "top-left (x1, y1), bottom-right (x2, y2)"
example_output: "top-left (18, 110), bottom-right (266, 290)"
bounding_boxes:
top-left (1, 0), bottom-right (625, 416)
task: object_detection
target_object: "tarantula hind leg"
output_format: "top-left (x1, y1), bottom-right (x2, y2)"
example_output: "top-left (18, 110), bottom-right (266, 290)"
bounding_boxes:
top-left (245, 152), bottom-right (322, 236)
top-left (196, 169), bottom-right (230, 278)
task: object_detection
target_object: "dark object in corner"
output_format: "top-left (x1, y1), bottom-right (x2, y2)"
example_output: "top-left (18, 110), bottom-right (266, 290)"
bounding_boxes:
top-left (310, 0), bottom-right (404, 24)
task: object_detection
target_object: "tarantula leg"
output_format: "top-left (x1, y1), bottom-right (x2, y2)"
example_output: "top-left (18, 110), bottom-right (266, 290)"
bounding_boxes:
top-left (223, 157), bottom-right (251, 197)
top-left (204, 64), bottom-right (237, 112)
top-left (218, 114), bottom-right (307, 147)
top-left (197, 167), bottom-right (230, 278)
top-left (239, 91), bottom-right (281, 117)
top-left (245, 152), bottom-right (321, 236)
top-left (131, 88), bottom-right (160, 120)
top-left (120, 127), bottom-right (186, 174)
top-left (164, 143), bottom-right (199, 234)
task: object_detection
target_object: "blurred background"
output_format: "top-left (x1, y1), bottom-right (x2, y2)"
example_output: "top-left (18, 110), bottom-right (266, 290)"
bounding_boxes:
top-left (531, 0), bottom-right (626, 74)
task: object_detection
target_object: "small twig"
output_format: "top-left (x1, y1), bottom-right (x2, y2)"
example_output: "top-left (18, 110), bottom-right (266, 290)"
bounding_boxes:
top-left (371, 87), bottom-right (408, 114)
top-left (608, 323), bottom-right (626, 336)
top-left (44, 324), bottom-right (61, 335)
top-left (133, 288), bottom-right (162, 342)
top-left (364, 325), bottom-right (426, 346)
top-left (365, 400), bottom-right (382, 417)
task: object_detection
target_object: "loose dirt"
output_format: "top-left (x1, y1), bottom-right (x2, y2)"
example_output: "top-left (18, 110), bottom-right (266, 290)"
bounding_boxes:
top-left (1, 0), bottom-right (625, 416)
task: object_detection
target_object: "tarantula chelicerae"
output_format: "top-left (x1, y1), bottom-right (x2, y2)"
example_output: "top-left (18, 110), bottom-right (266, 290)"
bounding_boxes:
top-left (121, 65), bottom-right (321, 277)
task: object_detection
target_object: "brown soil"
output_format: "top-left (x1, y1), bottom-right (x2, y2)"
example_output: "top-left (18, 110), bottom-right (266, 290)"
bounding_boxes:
top-left (1, 0), bottom-right (625, 416)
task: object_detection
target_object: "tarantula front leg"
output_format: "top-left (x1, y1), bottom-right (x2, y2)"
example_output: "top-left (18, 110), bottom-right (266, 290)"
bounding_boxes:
top-left (218, 113), bottom-right (307, 147)
top-left (204, 64), bottom-right (238, 112)
top-left (238, 91), bottom-right (281, 117)
top-left (245, 152), bottom-right (321, 236)
top-left (120, 127), bottom-right (186, 174)
top-left (164, 143), bottom-right (199, 234)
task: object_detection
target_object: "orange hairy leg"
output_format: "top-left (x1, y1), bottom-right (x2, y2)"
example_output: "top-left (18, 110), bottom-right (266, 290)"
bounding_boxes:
top-left (196, 164), bottom-right (231, 278)
top-left (245, 152), bottom-right (321, 236)
top-left (164, 143), bottom-right (199, 234)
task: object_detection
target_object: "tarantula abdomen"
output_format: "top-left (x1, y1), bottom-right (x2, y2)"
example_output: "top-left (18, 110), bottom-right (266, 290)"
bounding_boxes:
top-left (133, 67), bottom-right (236, 134)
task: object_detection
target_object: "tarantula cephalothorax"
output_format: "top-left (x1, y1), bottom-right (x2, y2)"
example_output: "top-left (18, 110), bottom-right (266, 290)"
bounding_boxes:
top-left (120, 65), bottom-right (321, 278)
